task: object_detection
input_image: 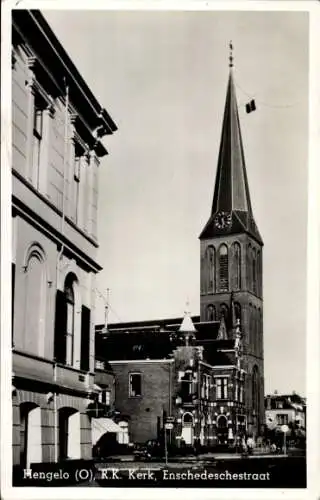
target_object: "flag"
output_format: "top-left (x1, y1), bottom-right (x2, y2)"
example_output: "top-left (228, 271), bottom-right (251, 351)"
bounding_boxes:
top-left (246, 99), bottom-right (256, 113)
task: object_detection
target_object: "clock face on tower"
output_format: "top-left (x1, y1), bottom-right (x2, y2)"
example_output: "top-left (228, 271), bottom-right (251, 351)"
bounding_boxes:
top-left (214, 211), bottom-right (232, 230)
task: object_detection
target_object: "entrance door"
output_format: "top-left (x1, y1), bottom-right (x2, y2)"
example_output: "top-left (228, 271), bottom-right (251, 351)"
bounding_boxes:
top-left (20, 404), bottom-right (42, 467)
top-left (217, 415), bottom-right (228, 444)
top-left (182, 413), bottom-right (194, 445)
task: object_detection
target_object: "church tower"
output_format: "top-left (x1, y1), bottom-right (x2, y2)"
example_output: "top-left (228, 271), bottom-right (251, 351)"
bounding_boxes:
top-left (199, 45), bottom-right (264, 435)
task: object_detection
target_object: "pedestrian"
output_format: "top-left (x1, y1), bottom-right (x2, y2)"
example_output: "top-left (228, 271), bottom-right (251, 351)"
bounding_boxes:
top-left (271, 442), bottom-right (277, 454)
top-left (246, 436), bottom-right (254, 454)
top-left (241, 436), bottom-right (247, 455)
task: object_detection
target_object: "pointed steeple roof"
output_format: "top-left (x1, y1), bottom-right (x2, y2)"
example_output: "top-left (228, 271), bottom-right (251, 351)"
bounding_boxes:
top-left (179, 310), bottom-right (196, 333)
top-left (200, 53), bottom-right (263, 244)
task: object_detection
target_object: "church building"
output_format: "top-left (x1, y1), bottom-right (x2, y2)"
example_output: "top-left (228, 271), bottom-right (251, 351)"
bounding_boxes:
top-left (95, 50), bottom-right (264, 448)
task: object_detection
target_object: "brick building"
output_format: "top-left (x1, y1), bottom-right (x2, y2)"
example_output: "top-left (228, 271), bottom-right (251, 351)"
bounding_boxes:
top-left (95, 57), bottom-right (264, 447)
top-left (11, 10), bottom-right (117, 470)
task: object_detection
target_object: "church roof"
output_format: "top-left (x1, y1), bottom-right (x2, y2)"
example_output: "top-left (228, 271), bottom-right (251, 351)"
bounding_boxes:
top-left (95, 316), bottom-right (236, 363)
top-left (199, 68), bottom-right (263, 245)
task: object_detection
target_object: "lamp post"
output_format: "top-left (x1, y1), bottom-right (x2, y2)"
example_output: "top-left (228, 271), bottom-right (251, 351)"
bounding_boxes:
top-left (281, 424), bottom-right (289, 455)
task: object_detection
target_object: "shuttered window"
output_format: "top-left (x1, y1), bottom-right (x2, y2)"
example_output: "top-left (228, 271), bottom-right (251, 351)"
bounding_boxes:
top-left (54, 290), bottom-right (67, 364)
top-left (80, 305), bottom-right (91, 371)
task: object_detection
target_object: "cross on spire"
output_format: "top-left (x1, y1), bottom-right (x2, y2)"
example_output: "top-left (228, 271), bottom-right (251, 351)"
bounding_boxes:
top-left (229, 41), bottom-right (234, 69)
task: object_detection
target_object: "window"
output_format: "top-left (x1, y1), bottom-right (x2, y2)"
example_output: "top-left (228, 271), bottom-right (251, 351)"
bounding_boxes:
top-left (54, 273), bottom-right (81, 368)
top-left (232, 243), bottom-right (241, 290)
top-left (206, 304), bottom-right (216, 322)
top-left (181, 371), bottom-right (193, 399)
top-left (205, 375), bottom-right (211, 399)
top-left (235, 382), bottom-right (238, 401)
top-left (240, 386), bottom-right (244, 403)
top-left (65, 278), bottom-right (75, 366)
top-left (118, 422), bottom-right (129, 444)
top-left (73, 156), bottom-right (81, 222)
top-left (216, 377), bottom-right (228, 399)
top-left (218, 245), bottom-right (229, 291)
top-left (277, 414), bottom-right (288, 426)
top-left (252, 248), bottom-right (257, 295)
top-left (129, 373), bottom-right (142, 397)
top-left (98, 389), bottom-right (111, 406)
top-left (201, 374), bottom-right (210, 399)
top-left (206, 246), bottom-right (215, 292)
top-left (220, 304), bottom-right (229, 321)
top-left (276, 401), bottom-right (284, 409)
top-left (31, 103), bottom-right (44, 188)
top-left (24, 245), bottom-right (46, 356)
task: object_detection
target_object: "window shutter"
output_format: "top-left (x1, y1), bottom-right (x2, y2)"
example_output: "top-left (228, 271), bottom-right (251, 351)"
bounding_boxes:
top-left (54, 290), bottom-right (67, 363)
top-left (12, 263), bottom-right (15, 344)
top-left (80, 305), bottom-right (91, 371)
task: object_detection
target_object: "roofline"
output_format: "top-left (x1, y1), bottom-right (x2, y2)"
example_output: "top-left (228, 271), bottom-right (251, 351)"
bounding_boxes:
top-left (95, 315), bottom-right (201, 331)
top-left (13, 10), bottom-right (117, 135)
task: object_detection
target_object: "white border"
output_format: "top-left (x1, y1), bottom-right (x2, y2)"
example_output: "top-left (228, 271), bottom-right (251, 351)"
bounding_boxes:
top-left (1, 1), bottom-right (319, 500)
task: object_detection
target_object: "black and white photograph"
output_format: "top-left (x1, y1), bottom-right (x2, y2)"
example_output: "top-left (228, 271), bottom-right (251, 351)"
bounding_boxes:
top-left (1, 1), bottom-right (319, 498)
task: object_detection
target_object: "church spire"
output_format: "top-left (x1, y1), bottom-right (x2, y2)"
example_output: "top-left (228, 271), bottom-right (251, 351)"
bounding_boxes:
top-left (200, 44), bottom-right (262, 244)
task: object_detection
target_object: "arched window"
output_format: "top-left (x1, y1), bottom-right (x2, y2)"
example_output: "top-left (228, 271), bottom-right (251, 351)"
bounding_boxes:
top-left (58, 407), bottom-right (81, 460)
top-left (206, 304), bottom-right (216, 322)
top-left (252, 248), bottom-right (257, 295)
top-left (20, 403), bottom-right (42, 467)
top-left (54, 272), bottom-right (84, 369)
top-left (206, 246), bottom-right (215, 292)
top-left (65, 275), bottom-right (75, 366)
top-left (247, 244), bottom-right (252, 292)
top-left (24, 245), bottom-right (47, 356)
top-left (232, 242), bottom-right (241, 290)
top-left (257, 250), bottom-right (263, 297)
top-left (220, 303), bottom-right (229, 322)
top-left (218, 245), bottom-right (229, 291)
top-left (249, 304), bottom-right (254, 349)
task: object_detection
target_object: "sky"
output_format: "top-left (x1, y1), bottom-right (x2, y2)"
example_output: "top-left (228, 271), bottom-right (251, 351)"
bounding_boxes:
top-left (44, 8), bottom-right (309, 396)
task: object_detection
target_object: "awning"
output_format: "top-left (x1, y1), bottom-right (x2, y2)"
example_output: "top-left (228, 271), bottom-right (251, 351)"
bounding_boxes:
top-left (92, 418), bottom-right (122, 445)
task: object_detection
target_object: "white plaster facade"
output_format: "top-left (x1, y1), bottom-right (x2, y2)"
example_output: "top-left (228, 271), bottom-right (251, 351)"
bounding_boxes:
top-left (11, 10), bottom-right (117, 469)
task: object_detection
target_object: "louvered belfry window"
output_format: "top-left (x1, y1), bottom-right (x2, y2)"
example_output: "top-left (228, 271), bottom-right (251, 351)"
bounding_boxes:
top-left (219, 245), bottom-right (229, 291)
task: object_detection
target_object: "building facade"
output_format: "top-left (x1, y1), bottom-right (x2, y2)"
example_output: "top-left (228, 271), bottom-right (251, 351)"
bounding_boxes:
top-left (11, 10), bottom-right (117, 470)
top-left (95, 57), bottom-right (265, 447)
top-left (265, 393), bottom-right (306, 431)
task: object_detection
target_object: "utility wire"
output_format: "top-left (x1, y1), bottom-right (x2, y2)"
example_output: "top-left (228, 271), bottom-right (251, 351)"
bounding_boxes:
top-left (235, 79), bottom-right (302, 110)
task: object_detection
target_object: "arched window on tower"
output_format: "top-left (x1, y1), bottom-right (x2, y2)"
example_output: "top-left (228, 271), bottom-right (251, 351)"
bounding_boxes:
top-left (247, 244), bottom-right (252, 292)
top-left (200, 255), bottom-right (206, 294)
top-left (206, 246), bottom-right (215, 293)
top-left (206, 304), bottom-right (216, 322)
top-left (232, 242), bottom-right (241, 291)
top-left (218, 244), bottom-right (229, 292)
top-left (249, 303), bottom-right (254, 350)
top-left (220, 303), bottom-right (229, 322)
top-left (252, 248), bottom-right (257, 295)
top-left (257, 250), bottom-right (262, 297)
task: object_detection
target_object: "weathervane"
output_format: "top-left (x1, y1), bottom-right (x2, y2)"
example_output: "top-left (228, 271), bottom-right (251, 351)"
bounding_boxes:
top-left (229, 40), bottom-right (234, 68)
